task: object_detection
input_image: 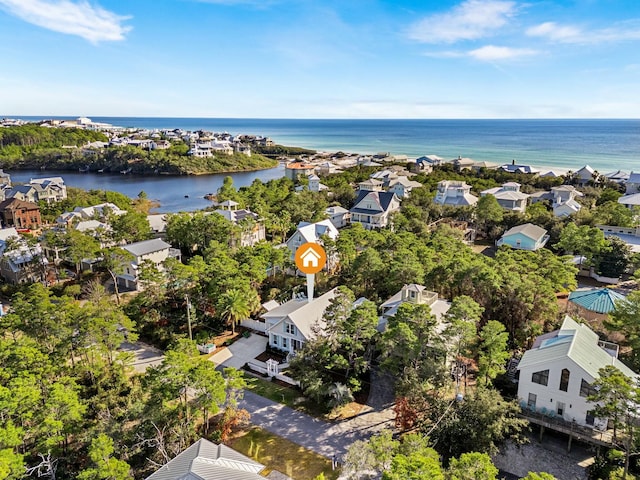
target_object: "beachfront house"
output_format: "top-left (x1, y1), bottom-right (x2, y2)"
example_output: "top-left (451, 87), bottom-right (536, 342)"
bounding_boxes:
top-left (496, 223), bottom-right (549, 251)
top-left (450, 156), bottom-right (475, 171)
top-left (517, 315), bottom-right (638, 430)
top-left (625, 172), bottom-right (640, 194)
top-left (262, 288), bottom-right (339, 354)
top-left (499, 163), bottom-right (540, 175)
top-left (574, 165), bottom-right (596, 186)
top-left (117, 238), bottom-right (181, 291)
top-left (552, 185), bottom-right (584, 217)
top-left (379, 284), bottom-right (450, 332)
top-left (145, 438), bottom-right (266, 480)
top-left (434, 180), bottom-right (478, 207)
top-left (349, 190), bottom-right (401, 229)
top-left (605, 170), bottom-right (629, 184)
top-left (480, 182), bottom-right (529, 212)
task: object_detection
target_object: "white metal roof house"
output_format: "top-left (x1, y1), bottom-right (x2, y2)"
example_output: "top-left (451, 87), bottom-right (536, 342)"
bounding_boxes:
top-left (325, 205), bottom-right (350, 229)
top-left (496, 223), bottom-right (549, 251)
top-left (517, 316), bottom-right (638, 430)
top-left (551, 186), bottom-right (584, 217)
top-left (118, 238), bottom-right (180, 291)
top-left (379, 284), bottom-right (450, 332)
top-left (286, 220), bottom-right (338, 255)
top-left (625, 172), bottom-right (640, 194)
top-left (387, 176), bottom-right (423, 199)
top-left (145, 438), bottom-right (266, 480)
top-left (480, 182), bottom-right (529, 212)
top-left (618, 192), bottom-right (640, 210)
top-left (262, 287), bottom-right (339, 353)
top-left (434, 181), bottom-right (478, 207)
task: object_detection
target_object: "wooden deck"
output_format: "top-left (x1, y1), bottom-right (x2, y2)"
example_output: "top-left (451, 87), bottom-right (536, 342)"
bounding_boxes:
top-left (520, 411), bottom-right (617, 451)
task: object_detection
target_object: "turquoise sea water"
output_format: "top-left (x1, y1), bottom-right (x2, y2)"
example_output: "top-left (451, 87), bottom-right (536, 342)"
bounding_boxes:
top-left (10, 117), bottom-right (640, 173)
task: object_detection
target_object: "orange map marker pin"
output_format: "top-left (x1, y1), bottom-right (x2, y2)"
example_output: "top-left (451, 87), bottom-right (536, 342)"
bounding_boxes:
top-left (295, 242), bottom-right (327, 274)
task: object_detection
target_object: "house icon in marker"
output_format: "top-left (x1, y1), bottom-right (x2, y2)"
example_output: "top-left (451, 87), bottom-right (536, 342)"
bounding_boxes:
top-left (294, 242), bottom-right (327, 275)
top-left (300, 246), bottom-right (321, 268)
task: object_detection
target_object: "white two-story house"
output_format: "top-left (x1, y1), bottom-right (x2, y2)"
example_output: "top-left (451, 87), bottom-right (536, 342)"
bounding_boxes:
top-left (517, 315), bottom-right (638, 430)
top-left (349, 190), bottom-right (400, 230)
top-left (262, 288), bottom-right (339, 354)
top-left (118, 238), bottom-right (181, 291)
top-left (551, 185), bottom-right (584, 217)
top-left (379, 283), bottom-right (451, 332)
top-left (480, 182), bottom-right (529, 213)
top-left (434, 180), bottom-right (478, 207)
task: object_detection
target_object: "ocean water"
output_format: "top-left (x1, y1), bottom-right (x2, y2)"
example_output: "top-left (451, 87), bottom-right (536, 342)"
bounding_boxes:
top-left (8, 117), bottom-right (640, 173)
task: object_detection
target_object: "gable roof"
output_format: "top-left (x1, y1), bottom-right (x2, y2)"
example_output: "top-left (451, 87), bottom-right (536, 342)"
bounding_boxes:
top-left (261, 288), bottom-right (338, 340)
top-left (293, 220), bottom-right (339, 244)
top-left (145, 438), bottom-right (264, 480)
top-left (518, 316), bottom-right (637, 381)
top-left (618, 193), bottom-right (640, 206)
top-left (351, 190), bottom-right (399, 215)
top-left (501, 223), bottom-right (547, 241)
top-left (627, 172), bottom-right (640, 184)
top-left (124, 238), bottom-right (171, 257)
top-left (568, 288), bottom-right (626, 314)
top-left (0, 198), bottom-right (40, 211)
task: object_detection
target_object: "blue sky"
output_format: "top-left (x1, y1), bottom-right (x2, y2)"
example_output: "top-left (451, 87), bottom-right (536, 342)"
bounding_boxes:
top-left (1, 0), bottom-right (639, 118)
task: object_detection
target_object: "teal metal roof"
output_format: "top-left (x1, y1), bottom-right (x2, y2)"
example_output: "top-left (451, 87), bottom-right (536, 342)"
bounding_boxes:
top-left (568, 288), bottom-right (626, 314)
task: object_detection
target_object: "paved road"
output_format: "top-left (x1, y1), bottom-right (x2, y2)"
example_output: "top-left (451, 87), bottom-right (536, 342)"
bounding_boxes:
top-left (238, 369), bottom-right (395, 460)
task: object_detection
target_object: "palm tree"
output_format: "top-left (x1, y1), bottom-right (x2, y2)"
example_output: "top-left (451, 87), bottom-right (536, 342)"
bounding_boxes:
top-left (218, 288), bottom-right (251, 334)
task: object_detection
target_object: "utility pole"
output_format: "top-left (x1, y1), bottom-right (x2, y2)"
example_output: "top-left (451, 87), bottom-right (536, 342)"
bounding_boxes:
top-left (186, 294), bottom-right (193, 341)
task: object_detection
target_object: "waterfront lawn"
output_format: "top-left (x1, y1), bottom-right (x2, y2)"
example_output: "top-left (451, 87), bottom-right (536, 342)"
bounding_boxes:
top-left (228, 426), bottom-right (339, 480)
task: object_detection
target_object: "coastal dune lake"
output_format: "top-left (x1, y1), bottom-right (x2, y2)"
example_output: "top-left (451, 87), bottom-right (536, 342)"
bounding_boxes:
top-left (8, 166), bottom-right (285, 213)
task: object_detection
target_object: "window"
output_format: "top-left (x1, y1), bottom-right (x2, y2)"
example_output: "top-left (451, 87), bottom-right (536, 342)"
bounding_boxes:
top-left (282, 337), bottom-right (288, 349)
top-left (527, 393), bottom-right (537, 409)
top-left (557, 402), bottom-right (565, 416)
top-left (580, 379), bottom-right (597, 398)
top-left (285, 323), bottom-right (296, 335)
top-left (585, 410), bottom-right (595, 426)
top-left (559, 368), bottom-right (570, 392)
top-left (531, 369), bottom-right (549, 386)
top-left (272, 335), bottom-right (280, 347)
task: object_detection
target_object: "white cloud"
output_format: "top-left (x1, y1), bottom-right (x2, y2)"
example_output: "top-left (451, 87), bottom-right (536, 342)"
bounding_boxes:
top-left (0, 0), bottom-right (131, 43)
top-left (422, 45), bottom-right (539, 61)
top-left (408, 0), bottom-right (517, 44)
top-left (526, 20), bottom-right (640, 44)
top-left (468, 45), bottom-right (538, 60)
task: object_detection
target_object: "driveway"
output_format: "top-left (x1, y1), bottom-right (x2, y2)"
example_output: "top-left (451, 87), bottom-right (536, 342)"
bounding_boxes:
top-left (120, 341), bottom-right (165, 373)
top-left (210, 334), bottom-right (268, 369)
top-left (238, 369), bottom-right (395, 460)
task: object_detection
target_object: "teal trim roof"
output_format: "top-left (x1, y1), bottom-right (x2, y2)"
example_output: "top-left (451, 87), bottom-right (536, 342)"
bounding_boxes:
top-left (568, 288), bottom-right (626, 314)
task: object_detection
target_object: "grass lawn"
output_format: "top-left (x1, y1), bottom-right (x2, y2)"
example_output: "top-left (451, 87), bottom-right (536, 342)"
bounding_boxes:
top-left (228, 426), bottom-right (339, 480)
top-left (243, 373), bottom-right (330, 418)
